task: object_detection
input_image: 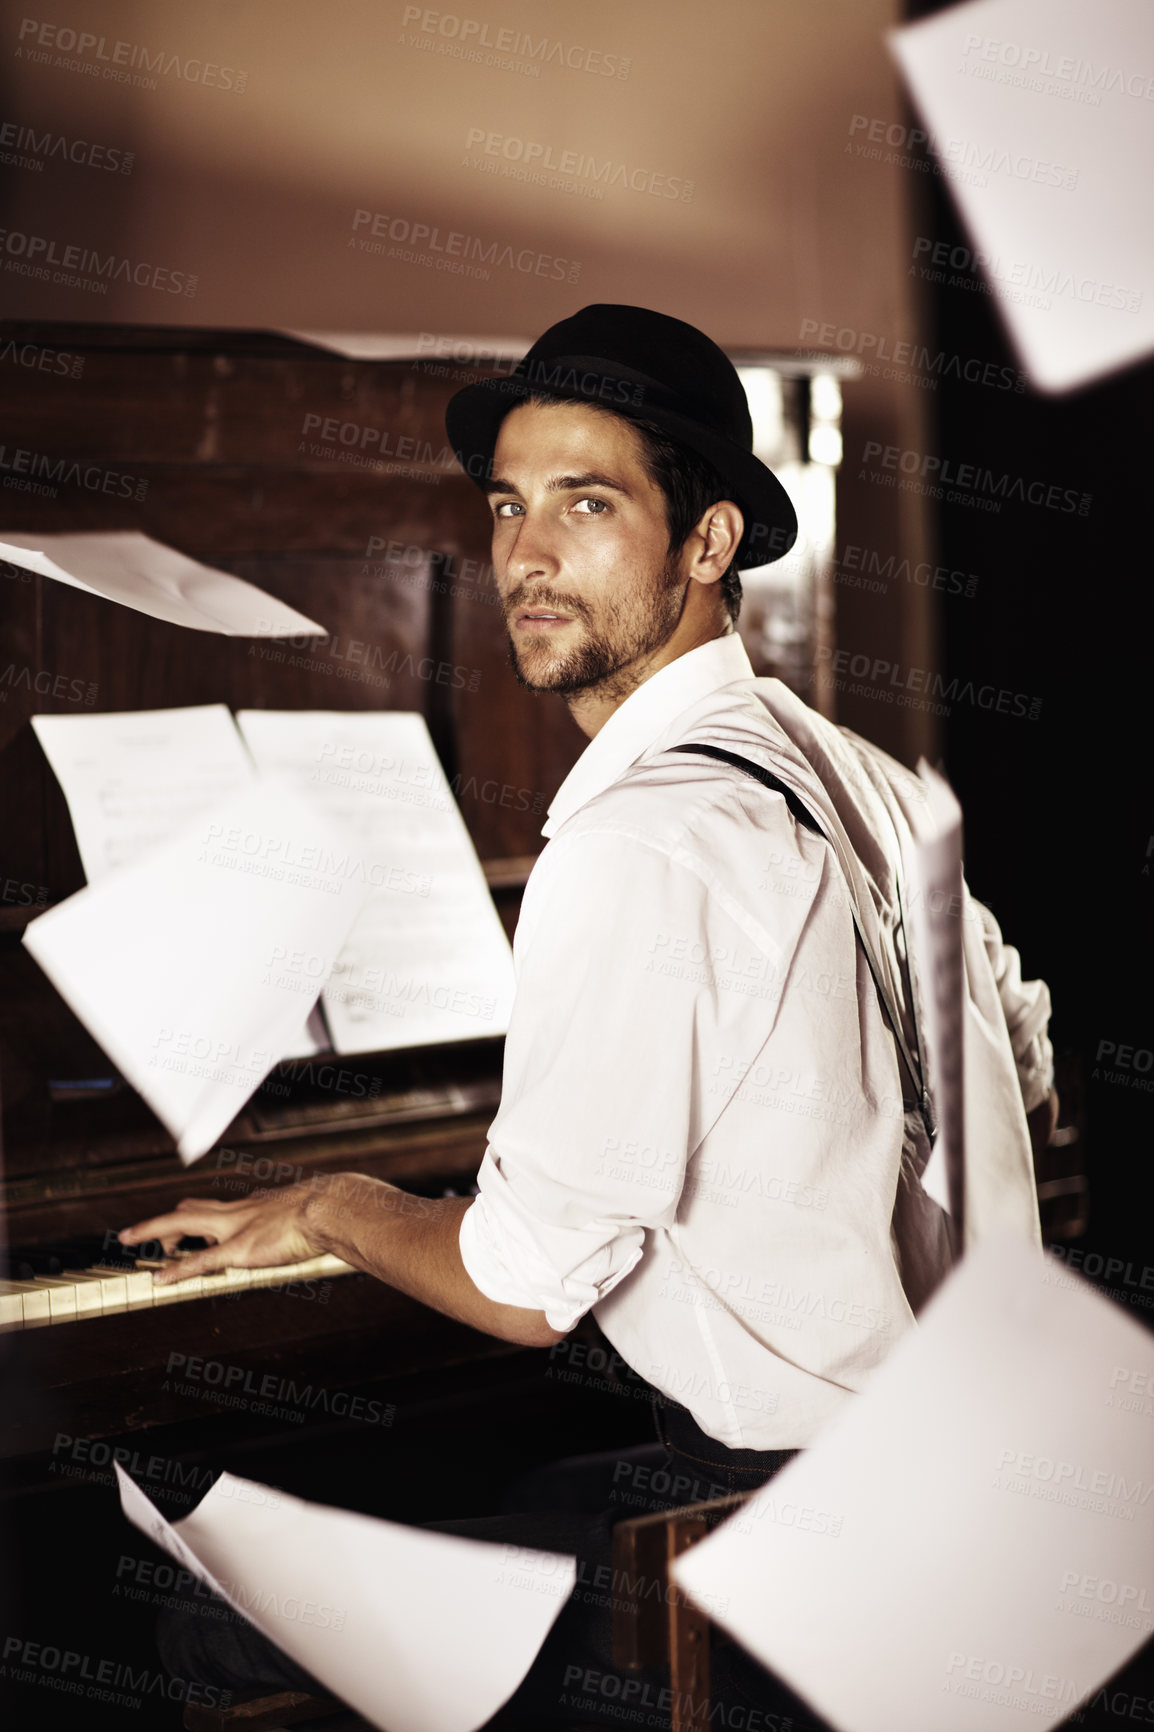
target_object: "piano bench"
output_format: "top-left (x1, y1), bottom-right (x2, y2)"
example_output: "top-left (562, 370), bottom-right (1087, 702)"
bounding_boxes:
top-left (493, 1490), bottom-right (751, 1731)
top-left (608, 1491), bottom-right (748, 1732)
top-left (181, 1494), bottom-right (750, 1732)
top-left (183, 1689), bottom-right (372, 1731)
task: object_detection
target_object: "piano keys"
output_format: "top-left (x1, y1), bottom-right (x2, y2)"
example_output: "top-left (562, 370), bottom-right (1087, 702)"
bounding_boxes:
top-left (0, 1238), bottom-right (357, 1330)
top-left (0, 1026), bottom-right (515, 1457)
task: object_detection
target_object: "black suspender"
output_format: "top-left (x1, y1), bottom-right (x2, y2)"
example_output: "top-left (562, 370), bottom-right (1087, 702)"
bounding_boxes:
top-left (672, 742), bottom-right (824, 836)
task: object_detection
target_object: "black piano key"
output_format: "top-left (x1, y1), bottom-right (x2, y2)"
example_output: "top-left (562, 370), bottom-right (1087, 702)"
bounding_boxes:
top-left (1, 1232), bottom-right (213, 1283)
top-left (11, 1250), bottom-right (66, 1279)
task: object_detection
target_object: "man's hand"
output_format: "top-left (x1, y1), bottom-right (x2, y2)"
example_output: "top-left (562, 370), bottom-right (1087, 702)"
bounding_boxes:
top-left (1026, 1087), bottom-right (1061, 1172)
top-left (119, 1186), bottom-right (321, 1284)
top-left (119, 1173), bottom-right (563, 1346)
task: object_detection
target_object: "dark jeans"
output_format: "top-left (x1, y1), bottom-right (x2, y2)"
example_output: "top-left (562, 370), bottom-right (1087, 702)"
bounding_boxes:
top-left (155, 1398), bottom-right (803, 1729)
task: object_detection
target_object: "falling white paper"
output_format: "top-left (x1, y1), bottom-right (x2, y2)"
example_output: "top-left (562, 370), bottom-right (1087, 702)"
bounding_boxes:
top-left (674, 1232), bottom-right (1154, 1732)
top-left (0, 530), bottom-right (326, 636)
top-left (890, 0), bottom-right (1154, 392)
top-left (236, 711), bottom-right (516, 1053)
top-left (117, 1464), bottom-right (575, 1732)
top-left (23, 778), bottom-right (369, 1160)
top-left (31, 706), bottom-right (326, 1059)
top-left (31, 705), bottom-right (258, 883)
top-left (902, 761), bottom-right (966, 1225)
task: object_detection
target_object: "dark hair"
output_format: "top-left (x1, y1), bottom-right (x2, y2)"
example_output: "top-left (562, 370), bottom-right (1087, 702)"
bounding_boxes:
top-left (523, 393), bottom-right (742, 623)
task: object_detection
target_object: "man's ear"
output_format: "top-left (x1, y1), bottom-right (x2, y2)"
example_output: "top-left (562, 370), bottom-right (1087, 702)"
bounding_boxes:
top-left (686, 500), bottom-right (743, 585)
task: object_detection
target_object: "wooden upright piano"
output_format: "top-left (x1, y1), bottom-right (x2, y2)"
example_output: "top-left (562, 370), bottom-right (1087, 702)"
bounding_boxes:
top-left (0, 324), bottom-right (610, 1475)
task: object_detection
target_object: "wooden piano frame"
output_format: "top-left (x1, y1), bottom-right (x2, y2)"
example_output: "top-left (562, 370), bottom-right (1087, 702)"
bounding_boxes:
top-left (0, 322), bottom-right (599, 1465)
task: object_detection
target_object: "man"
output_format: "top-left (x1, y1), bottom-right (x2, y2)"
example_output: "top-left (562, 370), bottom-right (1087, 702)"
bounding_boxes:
top-left (123, 304), bottom-right (1056, 1712)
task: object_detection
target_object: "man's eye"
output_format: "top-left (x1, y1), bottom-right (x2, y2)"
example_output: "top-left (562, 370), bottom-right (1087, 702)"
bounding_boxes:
top-left (492, 501), bottom-right (524, 519)
top-left (572, 497), bottom-right (609, 515)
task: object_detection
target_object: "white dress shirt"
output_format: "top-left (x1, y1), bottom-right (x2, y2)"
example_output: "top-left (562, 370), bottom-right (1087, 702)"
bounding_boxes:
top-left (459, 634), bottom-right (1051, 1448)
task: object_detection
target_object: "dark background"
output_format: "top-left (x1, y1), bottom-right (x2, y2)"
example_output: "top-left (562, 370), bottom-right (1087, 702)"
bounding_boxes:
top-left (922, 170), bottom-right (1153, 1285)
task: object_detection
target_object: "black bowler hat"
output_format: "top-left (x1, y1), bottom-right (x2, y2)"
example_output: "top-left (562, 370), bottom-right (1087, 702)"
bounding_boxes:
top-left (444, 303), bottom-right (798, 568)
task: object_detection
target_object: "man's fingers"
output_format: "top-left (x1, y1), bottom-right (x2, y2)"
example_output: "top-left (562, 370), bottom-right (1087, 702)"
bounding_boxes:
top-left (129, 1184), bottom-right (316, 1280)
top-left (119, 1217), bottom-right (180, 1246)
top-left (151, 1246), bottom-right (234, 1285)
top-left (150, 1233), bottom-right (300, 1284)
top-left (121, 1191), bottom-right (287, 1246)
top-left (121, 1207), bottom-right (245, 1247)
top-left (174, 1195), bottom-right (254, 1214)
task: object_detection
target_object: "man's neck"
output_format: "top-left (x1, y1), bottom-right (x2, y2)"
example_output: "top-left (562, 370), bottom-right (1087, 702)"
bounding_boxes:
top-left (566, 620), bottom-right (734, 740)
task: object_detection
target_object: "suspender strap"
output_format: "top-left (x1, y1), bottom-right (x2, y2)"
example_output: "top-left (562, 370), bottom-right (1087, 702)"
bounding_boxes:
top-left (671, 741), bottom-right (936, 1141)
top-left (672, 741), bottom-right (824, 836)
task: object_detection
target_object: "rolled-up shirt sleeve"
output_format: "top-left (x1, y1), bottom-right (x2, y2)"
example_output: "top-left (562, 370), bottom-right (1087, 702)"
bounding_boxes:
top-left (973, 895), bottom-right (1055, 1114)
top-left (459, 821), bottom-right (808, 1333)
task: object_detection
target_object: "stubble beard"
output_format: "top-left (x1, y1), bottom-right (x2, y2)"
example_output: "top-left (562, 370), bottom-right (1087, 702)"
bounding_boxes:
top-left (503, 555), bottom-right (687, 703)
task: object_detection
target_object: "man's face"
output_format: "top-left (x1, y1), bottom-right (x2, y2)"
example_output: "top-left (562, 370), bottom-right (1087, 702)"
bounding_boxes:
top-left (486, 399), bottom-right (687, 699)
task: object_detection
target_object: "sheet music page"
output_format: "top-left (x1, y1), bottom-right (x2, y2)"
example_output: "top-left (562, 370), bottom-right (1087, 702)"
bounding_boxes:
top-left (32, 705), bottom-right (325, 1059)
top-left (235, 711), bottom-right (516, 1053)
top-left (32, 705), bottom-right (258, 883)
top-left (117, 1463), bottom-right (575, 1732)
top-left (0, 529), bottom-right (326, 636)
top-left (23, 777), bottom-right (369, 1161)
top-left (675, 1232), bottom-right (1154, 1732)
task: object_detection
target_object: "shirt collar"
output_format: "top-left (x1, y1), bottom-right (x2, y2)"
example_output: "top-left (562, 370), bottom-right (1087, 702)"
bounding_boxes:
top-left (541, 633), bottom-right (755, 839)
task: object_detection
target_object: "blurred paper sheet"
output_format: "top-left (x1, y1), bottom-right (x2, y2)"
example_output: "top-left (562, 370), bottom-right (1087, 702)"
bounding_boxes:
top-left (902, 761), bottom-right (965, 1224)
top-left (0, 530), bottom-right (326, 636)
top-left (279, 330), bottom-right (439, 360)
top-left (236, 711), bottom-right (516, 1052)
top-left (890, 0), bottom-right (1154, 392)
top-left (117, 1464), bottom-right (575, 1732)
top-left (23, 779), bottom-right (368, 1160)
top-left (675, 1232), bottom-right (1154, 1732)
top-left (278, 330), bottom-right (530, 363)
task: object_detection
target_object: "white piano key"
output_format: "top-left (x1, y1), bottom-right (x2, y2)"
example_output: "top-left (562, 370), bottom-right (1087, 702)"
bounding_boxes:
top-left (51, 1271), bottom-right (106, 1317)
top-left (27, 1277), bottom-right (79, 1321)
top-left (71, 1267), bottom-right (130, 1312)
top-left (249, 1261), bottom-right (319, 1290)
top-left (134, 1259), bottom-right (204, 1305)
top-left (250, 1253), bottom-right (355, 1287)
top-left (198, 1268), bottom-right (242, 1297)
top-left (0, 1283), bottom-right (27, 1331)
top-left (2, 1282), bottom-right (53, 1326)
top-left (89, 1263), bottom-right (156, 1307)
top-left (3, 1251), bottom-right (357, 1327)
top-left (308, 1254), bottom-right (356, 1278)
